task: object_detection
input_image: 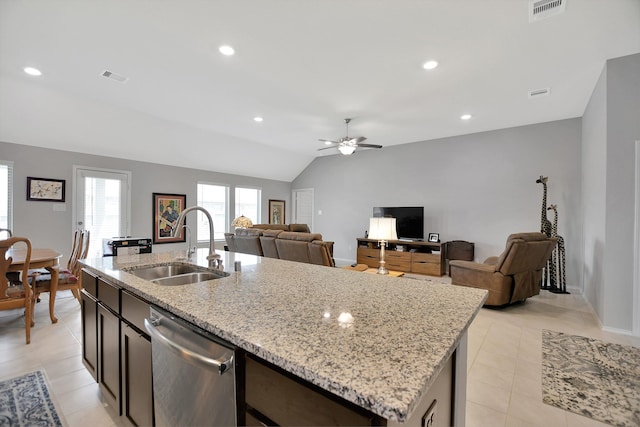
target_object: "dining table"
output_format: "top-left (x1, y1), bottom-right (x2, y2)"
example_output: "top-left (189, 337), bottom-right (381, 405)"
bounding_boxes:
top-left (8, 248), bottom-right (62, 323)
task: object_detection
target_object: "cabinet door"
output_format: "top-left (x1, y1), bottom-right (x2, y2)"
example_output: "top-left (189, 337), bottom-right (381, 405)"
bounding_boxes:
top-left (98, 304), bottom-right (121, 414)
top-left (121, 324), bottom-right (154, 427)
top-left (81, 290), bottom-right (98, 381)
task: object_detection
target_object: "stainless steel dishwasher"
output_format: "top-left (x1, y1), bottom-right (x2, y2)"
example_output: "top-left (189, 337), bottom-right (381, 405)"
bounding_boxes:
top-left (145, 306), bottom-right (237, 426)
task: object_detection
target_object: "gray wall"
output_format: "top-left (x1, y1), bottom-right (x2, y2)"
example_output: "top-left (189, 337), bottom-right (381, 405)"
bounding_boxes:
top-left (0, 141), bottom-right (291, 264)
top-left (582, 53), bottom-right (640, 332)
top-left (293, 119), bottom-right (583, 291)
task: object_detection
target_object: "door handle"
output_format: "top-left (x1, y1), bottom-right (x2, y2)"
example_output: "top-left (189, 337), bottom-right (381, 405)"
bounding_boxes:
top-left (144, 318), bottom-right (233, 375)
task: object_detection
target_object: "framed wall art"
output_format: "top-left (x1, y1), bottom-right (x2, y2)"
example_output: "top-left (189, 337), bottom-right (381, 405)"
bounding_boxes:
top-left (26, 177), bottom-right (66, 202)
top-left (268, 199), bottom-right (285, 225)
top-left (153, 193), bottom-right (186, 244)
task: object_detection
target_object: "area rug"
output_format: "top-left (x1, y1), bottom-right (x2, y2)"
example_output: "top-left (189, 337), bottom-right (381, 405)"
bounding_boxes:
top-left (542, 330), bottom-right (640, 427)
top-left (0, 370), bottom-right (64, 427)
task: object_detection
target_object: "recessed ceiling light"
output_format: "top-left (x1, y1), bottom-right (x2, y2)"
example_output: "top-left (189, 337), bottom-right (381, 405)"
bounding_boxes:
top-left (219, 45), bottom-right (235, 56)
top-left (422, 60), bottom-right (438, 70)
top-left (253, 117), bottom-right (263, 122)
top-left (23, 67), bottom-right (42, 76)
top-left (460, 114), bottom-right (472, 120)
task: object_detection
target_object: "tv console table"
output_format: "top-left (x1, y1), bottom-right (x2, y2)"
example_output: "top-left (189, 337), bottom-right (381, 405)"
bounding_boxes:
top-left (356, 238), bottom-right (445, 276)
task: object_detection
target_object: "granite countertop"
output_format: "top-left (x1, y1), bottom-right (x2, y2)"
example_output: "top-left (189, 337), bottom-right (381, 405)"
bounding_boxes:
top-left (80, 249), bottom-right (487, 422)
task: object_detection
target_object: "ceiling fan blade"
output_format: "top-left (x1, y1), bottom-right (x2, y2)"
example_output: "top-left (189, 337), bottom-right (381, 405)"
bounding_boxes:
top-left (317, 145), bottom-right (338, 151)
top-left (318, 138), bottom-right (339, 144)
top-left (351, 136), bottom-right (367, 143)
top-left (355, 143), bottom-right (383, 149)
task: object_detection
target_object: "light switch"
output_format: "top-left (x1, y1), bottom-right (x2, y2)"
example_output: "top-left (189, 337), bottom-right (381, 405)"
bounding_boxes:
top-left (318, 210), bottom-right (322, 215)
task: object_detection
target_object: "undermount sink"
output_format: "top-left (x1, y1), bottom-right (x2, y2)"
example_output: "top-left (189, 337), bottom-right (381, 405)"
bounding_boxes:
top-left (150, 271), bottom-right (227, 286)
top-left (124, 263), bottom-right (229, 285)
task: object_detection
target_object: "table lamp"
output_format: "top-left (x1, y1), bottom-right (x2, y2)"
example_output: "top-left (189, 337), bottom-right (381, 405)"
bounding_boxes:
top-left (231, 215), bottom-right (253, 229)
top-left (368, 217), bottom-right (398, 275)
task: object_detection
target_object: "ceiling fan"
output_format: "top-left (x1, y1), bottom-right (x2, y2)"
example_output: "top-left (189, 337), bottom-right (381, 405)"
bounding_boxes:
top-left (317, 118), bottom-right (382, 155)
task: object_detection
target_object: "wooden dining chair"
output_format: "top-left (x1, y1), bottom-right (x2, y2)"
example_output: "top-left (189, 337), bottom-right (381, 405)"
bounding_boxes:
top-left (1, 236), bottom-right (34, 344)
top-left (32, 230), bottom-right (89, 309)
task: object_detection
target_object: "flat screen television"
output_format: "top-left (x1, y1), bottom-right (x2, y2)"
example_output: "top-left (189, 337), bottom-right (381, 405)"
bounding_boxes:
top-left (372, 206), bottom-right (424, 241)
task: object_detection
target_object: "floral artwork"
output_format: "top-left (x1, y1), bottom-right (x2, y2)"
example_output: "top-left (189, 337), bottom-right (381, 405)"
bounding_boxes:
top-left (26, 177), bottom-right (65, 202)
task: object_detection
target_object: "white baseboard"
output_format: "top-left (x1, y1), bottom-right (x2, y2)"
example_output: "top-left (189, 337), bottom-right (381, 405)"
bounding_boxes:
top-left (334, 257), bottom-right (356, 267)
top-left (566, 285), bottom-right (583, 294)
top-left (602, 325), bottom-right (635, 336)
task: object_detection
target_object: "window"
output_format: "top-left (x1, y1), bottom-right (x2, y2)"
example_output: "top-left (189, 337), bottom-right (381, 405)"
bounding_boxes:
top-left (0, 161), bottom-right (13, 231)
top-left (235, 187), bottom-right (261, 225)
top-left (197, 183), bottom-right (228, 241)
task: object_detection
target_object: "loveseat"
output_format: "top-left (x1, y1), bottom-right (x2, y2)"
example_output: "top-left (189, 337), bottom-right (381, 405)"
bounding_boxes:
top-left (224, 227), bottom-right (335, 267)
top-left (449, 232), bottom-right (556, 307)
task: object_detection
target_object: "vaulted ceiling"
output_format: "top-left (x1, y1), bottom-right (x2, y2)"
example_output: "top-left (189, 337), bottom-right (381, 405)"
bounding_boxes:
top-left (1, 1), bottom-right (639, 181)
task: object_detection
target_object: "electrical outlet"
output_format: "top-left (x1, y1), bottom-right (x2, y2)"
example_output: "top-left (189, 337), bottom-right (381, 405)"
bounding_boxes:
top-left (422, 399), bottom-right (437, 427)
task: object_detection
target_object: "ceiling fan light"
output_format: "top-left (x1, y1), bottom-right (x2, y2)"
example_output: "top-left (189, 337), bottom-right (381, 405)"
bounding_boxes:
top-left (338, 145), bottom-right (356, 155)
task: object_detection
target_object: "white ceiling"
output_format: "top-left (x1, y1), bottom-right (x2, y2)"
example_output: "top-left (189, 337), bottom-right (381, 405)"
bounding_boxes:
top-left (1, 0), bottom-right (639, 181)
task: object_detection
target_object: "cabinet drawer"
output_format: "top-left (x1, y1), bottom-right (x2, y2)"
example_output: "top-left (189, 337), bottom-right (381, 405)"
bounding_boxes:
top-left (385, 251), bottom-right (411, 270)
top-left (357, 248), bottom-right (380, 268)
top-left (98, 278), bottom-right (119, 313)
top-left (121, 290), bottom-right (150, 333)
top-left (246, 356), bottom-right (376, 426)
top-left (386, 251), bottom-right (410, 261)
top-left (82, 269), bottom-right (98, 298)
top-left (412, 252), bottom-right (440, 264)
top-left (411, 262), bottom-right (442, 276)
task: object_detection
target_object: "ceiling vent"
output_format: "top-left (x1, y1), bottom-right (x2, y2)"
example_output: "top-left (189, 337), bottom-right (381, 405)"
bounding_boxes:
top-left (529, 0), bottom-right (566, 22)
top-left (101, 70), bottom-right (129, 83)
top-left (528, 87), bottom-right (551, 98)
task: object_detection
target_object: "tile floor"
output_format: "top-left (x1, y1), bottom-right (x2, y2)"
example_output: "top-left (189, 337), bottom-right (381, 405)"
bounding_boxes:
top-left (1, 288), bottom-right (639, 427)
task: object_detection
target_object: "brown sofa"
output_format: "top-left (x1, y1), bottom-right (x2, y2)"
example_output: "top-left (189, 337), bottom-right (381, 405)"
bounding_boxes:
top-left (224, 227), bottom-right (335, 267)
top-left (449, 232), bottom-right (556, 307)
top-left (251, 224), bottom-right (311, 232)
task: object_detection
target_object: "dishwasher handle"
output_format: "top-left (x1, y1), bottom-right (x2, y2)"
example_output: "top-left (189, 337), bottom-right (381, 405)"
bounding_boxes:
top-left (144, 318), bottom-right (233, 375)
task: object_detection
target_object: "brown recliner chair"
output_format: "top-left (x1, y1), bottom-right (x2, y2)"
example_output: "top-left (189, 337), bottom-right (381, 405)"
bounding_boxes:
top-left (449, 232), bottom-right (557, 307)
top-left (274, 232), bottom-right (321, 263)
top-left (259, 229), bottom-right (283, 258)
top-left (233, 228), bottom-right (264, 256)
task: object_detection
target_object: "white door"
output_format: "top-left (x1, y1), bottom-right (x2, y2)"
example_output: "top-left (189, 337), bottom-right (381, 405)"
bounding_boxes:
top-left (292, 188), bottom-right (313, 231)
top-left (74, 166), bottom-right (131, 257)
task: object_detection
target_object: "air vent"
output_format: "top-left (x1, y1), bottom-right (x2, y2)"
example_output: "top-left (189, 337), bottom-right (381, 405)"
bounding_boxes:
top-left (529, 0), bottom-right (566, 22)
top-left (101, 70), bottom-right (129, 84)
top-left (529, 87), bottom-right (551, 98)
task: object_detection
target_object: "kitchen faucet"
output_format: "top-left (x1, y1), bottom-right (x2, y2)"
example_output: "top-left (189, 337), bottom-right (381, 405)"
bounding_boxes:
top-left (171, 206), bottom-right (220, 267)
top-left (181, 225), bottom-right (195, 259)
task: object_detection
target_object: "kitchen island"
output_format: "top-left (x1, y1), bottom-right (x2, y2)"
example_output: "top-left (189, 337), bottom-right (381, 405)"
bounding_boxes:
top-left (80, 249), bottom-right (487, 426)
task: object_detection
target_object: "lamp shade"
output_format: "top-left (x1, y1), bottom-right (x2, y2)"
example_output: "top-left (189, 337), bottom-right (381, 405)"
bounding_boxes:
top-left (368, 217), bottom-right (398, 241)
top-left (232, 215), bottom-right (253, 228)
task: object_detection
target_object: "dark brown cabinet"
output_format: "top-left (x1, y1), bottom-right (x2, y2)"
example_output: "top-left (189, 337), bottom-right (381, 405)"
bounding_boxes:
top-left (245, 354), bottom-right (382, 426)
top-left (121, 323), bottom-right (153, 426)
top-left (120, 290), bottom-right (154, 427)
top-left (81, 288), bottom-right (98, 381)
top-left (81, 269), bottom-right (154, 426)
top-left (98, 303), bottom-right (121, 412)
